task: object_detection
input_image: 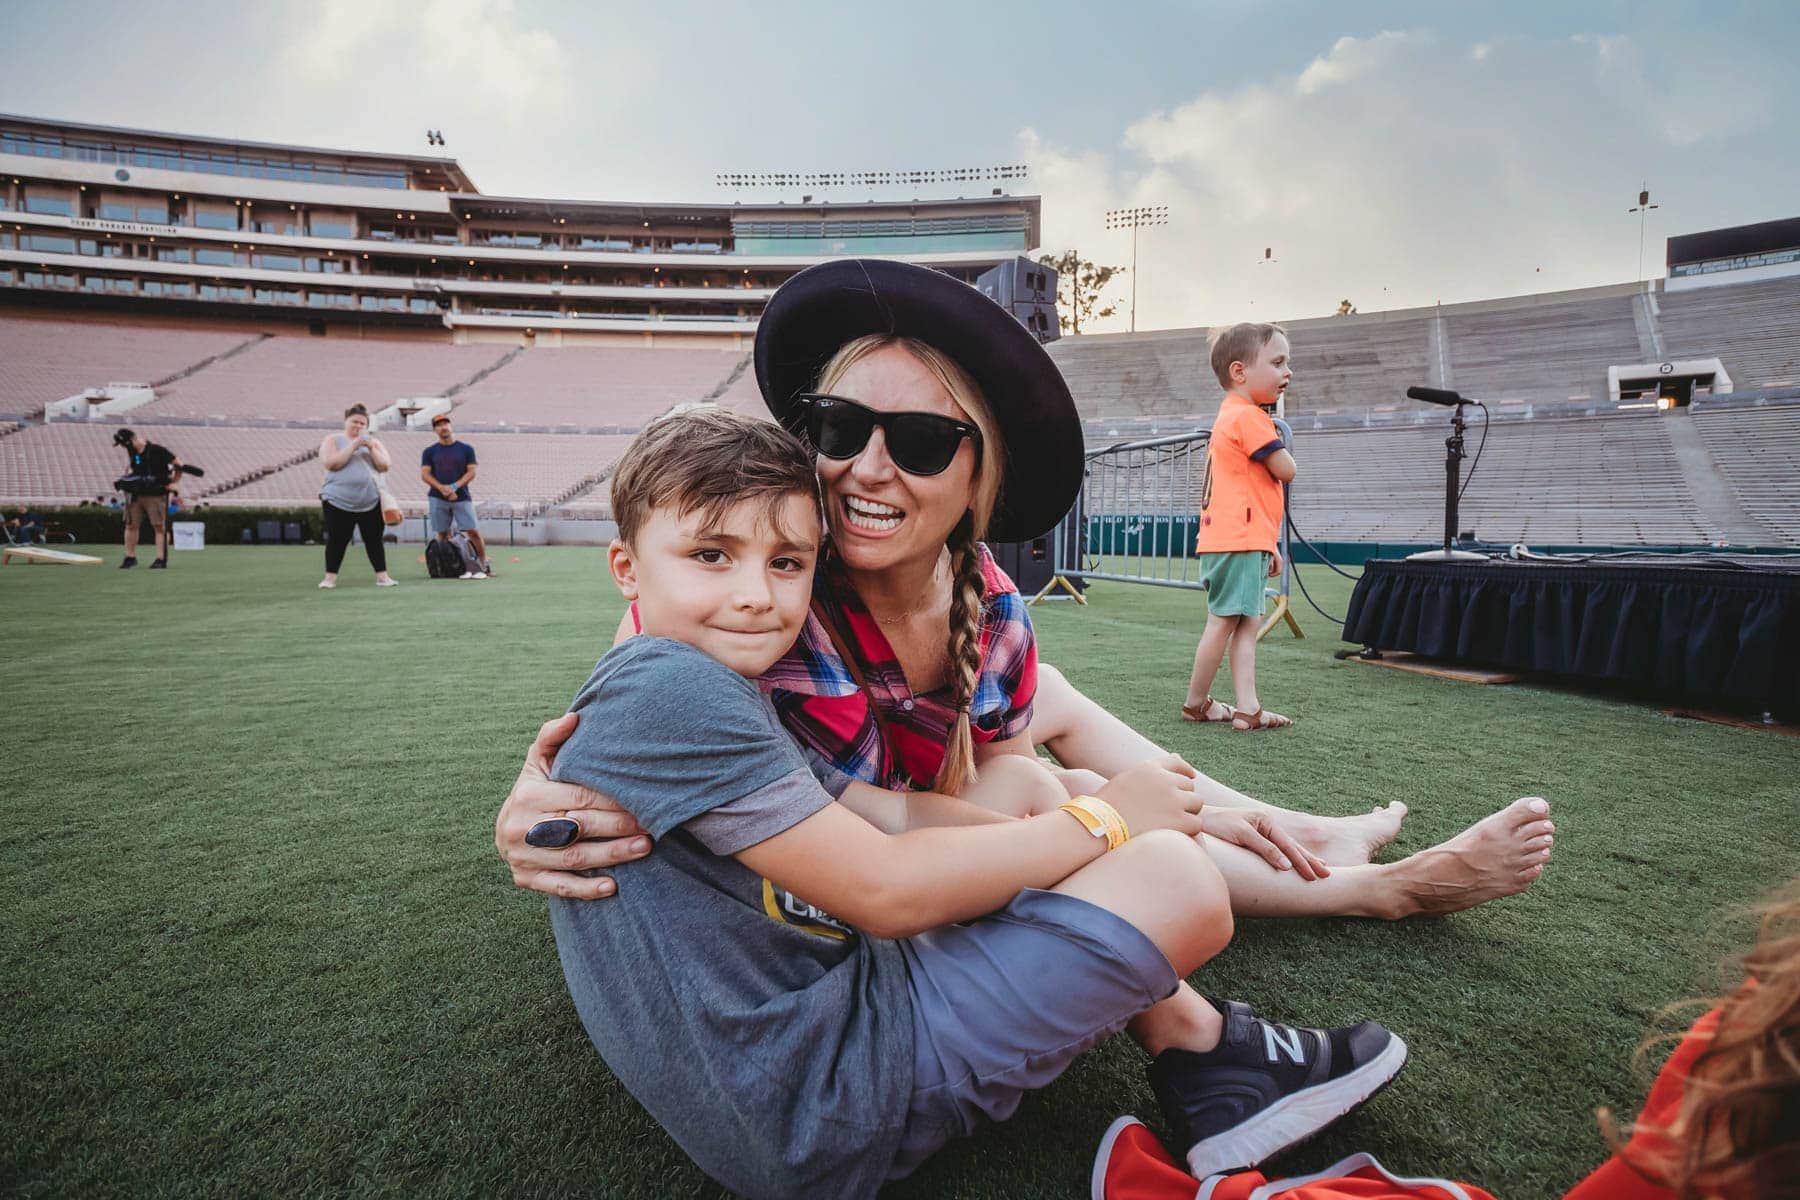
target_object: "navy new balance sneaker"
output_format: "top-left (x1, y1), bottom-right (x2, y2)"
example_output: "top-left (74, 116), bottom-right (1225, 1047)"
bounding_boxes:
top-left (1147, 999), bottom-right (1407, 1177)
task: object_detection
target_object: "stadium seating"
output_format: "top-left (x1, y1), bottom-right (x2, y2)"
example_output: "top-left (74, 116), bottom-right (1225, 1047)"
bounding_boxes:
top-left (1079, 411), bottom-right (1742, 546)
top-left (1045, 332), bottom-right (1212, 420)
top-left (3, 274), bottom-right (1795, 549)
top-left (1689, 401), bottom-right (1800, 543)
top-left (1275, 413), bottom-right (1718, 545)
top-left (0, 316), bottom-right (250, 418)
top-left (450, 346), bottom-right (745, 428)
top-left (710, 356), bottom-right (764, 412)
top-left (143, 336), bottom-right (512, 422)
top-left (0, 422), bottom-right (321, 504)
top-left (206, 430), bottom-right (633, 511)
top-left (1442, 294), bottom-right (1641, 404)
top-left (1659, 276), bottom-right (1800, 392)
top-left (1279, 312), bottom-right (1434, 414)
top-left (1048, 285), bottom-right (1656, 420)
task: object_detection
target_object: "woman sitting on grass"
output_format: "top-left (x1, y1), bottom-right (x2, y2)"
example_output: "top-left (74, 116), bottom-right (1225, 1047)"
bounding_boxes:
top-left (498, 260), bottom-right (1553, 926)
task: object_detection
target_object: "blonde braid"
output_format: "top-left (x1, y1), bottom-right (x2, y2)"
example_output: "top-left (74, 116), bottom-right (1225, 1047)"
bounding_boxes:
top-left (935, 512), bottom-right (986, 795)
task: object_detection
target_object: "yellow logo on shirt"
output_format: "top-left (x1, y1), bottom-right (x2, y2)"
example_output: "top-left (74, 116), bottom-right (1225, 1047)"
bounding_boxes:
top-left (761, 878), bottom-right (853, 941)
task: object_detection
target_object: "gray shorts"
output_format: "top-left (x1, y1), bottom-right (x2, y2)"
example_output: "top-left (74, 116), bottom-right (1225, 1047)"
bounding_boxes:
top-left (428, 495), bottom-right (478, 534)
top-left (889, 888), bottom-right (1178, 1179)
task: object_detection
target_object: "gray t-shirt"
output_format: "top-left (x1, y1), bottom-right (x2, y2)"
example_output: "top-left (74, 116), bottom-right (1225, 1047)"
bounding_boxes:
top-left (318, 434), bottom-right (381, 512)
top-left (547, 637), bottom-right (913, 1200)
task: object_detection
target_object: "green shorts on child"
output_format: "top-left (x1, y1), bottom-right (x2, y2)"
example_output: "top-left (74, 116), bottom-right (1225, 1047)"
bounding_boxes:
top-left (1200, 551), bottom-right (1271, 617)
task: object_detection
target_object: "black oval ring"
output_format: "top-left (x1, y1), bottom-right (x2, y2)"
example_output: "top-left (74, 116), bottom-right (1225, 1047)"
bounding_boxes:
top-left (525, 817), bottom-right (581, 849)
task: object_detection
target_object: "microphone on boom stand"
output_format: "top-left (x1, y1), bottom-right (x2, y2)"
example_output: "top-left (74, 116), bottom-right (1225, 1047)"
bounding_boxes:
top-left (1403, 386), bottom-right (1489, 563)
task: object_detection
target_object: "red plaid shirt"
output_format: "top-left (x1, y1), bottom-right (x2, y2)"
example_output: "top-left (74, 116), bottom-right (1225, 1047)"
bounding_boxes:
top-left (630, 543), bottom-right (1038, 795)
top-left (766, 544), bottom-right (1039, 795)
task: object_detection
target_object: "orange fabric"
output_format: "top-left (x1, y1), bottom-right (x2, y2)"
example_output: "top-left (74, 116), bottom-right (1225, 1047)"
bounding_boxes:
top-left (1098, 1119), bottom-right (1202, 1196)
top-left (1094, 1118), bottom-right (1496, 1200)
top-left (1196, 393), bottom-right (1285, 554)
top-left (1562, 1006), bottom-right (1723, 1200)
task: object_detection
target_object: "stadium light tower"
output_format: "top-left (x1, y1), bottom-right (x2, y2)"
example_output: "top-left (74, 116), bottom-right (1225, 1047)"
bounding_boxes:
top-left (1628, 184), bottom-right (1660, 281)
top-left (1105, 205), bottom-right (1168, 333)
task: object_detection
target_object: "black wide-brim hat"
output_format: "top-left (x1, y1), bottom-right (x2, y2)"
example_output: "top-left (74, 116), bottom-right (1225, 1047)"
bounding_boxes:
top-left (755, 258), bottom-right (1082, 543)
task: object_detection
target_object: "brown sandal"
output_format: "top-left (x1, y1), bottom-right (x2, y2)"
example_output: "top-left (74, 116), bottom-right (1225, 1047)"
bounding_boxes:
top-left (1231, 707), bottom-right (1294, 732)
top-left (1181, 696), bottom-right (1236, 724)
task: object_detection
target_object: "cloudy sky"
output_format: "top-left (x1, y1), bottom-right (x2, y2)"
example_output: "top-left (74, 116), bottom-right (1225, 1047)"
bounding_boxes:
top-left (1, 0), bottom-right (1795, 330)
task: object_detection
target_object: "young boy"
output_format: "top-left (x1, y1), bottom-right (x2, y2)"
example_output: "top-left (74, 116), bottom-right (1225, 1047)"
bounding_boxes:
top-left (545, 407), bottom-right (1400, 1197)
top-left (1183, 323), bottom-right (1297, 732)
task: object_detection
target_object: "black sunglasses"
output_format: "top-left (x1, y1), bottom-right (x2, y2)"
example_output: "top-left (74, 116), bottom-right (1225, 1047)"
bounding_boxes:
top-left (795, 393), bottom-right (981, 477)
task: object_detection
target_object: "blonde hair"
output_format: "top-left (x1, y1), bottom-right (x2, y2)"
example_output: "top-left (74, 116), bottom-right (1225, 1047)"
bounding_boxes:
top-left (609, 406), bottom-right (820, 548)
top-left (1207, 322), bottom-right (1287, 391)
top-left (1601, 878), bottom-right (1800, 1197)
top-left (814, 334), bottom-right (1004, 796)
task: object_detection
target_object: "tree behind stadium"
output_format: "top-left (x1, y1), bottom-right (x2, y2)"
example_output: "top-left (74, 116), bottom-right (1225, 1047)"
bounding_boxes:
top-left (1035, 250), bottom-right (1123, 334)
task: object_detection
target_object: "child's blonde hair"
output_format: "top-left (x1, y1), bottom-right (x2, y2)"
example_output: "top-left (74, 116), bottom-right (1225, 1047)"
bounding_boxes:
top-left (1207, 322), bottom-right (1287, 391)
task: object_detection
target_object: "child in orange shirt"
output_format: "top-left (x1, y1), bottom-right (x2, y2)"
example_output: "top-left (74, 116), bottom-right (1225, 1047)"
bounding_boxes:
top-left (1182, 323), bottom-right (1296, 732)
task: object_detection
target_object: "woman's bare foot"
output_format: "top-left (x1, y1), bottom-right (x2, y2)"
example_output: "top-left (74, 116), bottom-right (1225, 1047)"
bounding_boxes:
top-left (1385, 798), bottom-right (1553, 918)
top-left (1299, 802), bottom-right (1409, 867)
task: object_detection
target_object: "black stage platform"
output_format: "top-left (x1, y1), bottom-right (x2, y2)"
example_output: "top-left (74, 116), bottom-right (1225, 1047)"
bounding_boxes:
top-left (1342, 554), bottom-right (1800, 718)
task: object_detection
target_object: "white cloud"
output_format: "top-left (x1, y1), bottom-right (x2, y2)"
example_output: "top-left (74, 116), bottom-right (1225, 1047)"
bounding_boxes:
top-left (282, 0), bottom-right (570, 110)
top-left (263, 0), bottom-right (653, 197)
top-left (1296, 31), bottom-right (1424, 96)
top-left (1027, 29), bottom-right (1794, 332)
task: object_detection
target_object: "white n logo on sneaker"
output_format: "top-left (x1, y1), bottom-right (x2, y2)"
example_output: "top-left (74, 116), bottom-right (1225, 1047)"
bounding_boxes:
top-left (1263, 1023), bottom-right (1306, 1065)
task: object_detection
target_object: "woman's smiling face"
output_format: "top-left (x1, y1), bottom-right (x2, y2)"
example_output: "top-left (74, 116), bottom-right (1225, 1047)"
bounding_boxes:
top-left (815, 343), bottom-right (980, 575)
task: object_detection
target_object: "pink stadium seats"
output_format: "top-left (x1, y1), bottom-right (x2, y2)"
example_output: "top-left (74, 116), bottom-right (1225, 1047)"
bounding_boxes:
top-left (206, 430), bottom-right (633, 510)
top-left (0, 423), bottom-right (321, 504)
top-left (712, 360), bottom-right (772, 418)
top-left (142, 336), bottom-right (512, 422)
top-left (450, 346), bottom-right (745, 427)
top-left (0, 316), bottom-right (249, 418)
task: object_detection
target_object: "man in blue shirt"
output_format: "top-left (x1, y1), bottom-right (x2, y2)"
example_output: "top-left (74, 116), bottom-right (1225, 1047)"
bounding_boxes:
top-left (420, 413), bottom-right (492, 576)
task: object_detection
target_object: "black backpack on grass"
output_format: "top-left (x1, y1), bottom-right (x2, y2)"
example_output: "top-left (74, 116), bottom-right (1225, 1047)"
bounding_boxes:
top-left (448, 532), bottom-right (486, 576)
top-left (425, 538), bottom-right (462, 579)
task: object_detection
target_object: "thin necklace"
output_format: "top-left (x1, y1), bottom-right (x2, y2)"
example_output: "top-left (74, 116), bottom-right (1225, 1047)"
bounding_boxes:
top-left (871, 555), bottom-right (949, 625)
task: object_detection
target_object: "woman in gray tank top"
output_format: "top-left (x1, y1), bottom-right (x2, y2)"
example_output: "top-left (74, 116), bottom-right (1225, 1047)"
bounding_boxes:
top-left (317, 403), bottom-right (397, 589)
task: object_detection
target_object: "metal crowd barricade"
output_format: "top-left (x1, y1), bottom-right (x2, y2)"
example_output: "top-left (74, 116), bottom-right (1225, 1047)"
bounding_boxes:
top-left (1029, 418), bottom-right (1301, 640)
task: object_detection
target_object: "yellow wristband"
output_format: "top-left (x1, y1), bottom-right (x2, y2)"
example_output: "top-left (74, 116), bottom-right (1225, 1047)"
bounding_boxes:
top-left (1060, 795), bottom-right (1129, 851)
top-left (1060, 801), bottom-right (1107, 840)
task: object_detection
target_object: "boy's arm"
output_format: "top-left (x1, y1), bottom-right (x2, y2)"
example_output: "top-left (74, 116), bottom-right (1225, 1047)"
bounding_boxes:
top-left (835, 780), bottom-right (1016, 834)
top-left (1261, 447), bottom-right (1297, 482)
top-left (739, 756), bottom-right (1205, 939)
top-left (735, 799), bottom-right (1100, 939)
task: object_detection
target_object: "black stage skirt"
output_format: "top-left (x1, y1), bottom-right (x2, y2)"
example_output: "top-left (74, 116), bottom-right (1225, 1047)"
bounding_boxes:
top-left (1342, 556), bottom-right (1800, 717)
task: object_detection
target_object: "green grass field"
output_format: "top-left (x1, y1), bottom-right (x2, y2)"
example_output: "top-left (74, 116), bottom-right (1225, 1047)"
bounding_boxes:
top-left (4, 545), bottom-right (1797, 1199)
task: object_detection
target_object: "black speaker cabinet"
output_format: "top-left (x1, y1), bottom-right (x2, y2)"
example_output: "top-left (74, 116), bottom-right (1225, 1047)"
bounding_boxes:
top-left (976, 257), bottom-right (1060, 343)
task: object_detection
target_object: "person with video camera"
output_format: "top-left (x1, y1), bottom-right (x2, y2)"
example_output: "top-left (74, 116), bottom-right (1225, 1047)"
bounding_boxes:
top-left (112, 428), bottom-right (182, 569)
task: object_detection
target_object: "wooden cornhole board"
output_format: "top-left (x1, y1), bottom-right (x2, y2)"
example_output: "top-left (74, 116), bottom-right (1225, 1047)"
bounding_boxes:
top-left (1345, 651), bottom-right (1519, 685)
top-left (2, 545), bottom-right (103, 566)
